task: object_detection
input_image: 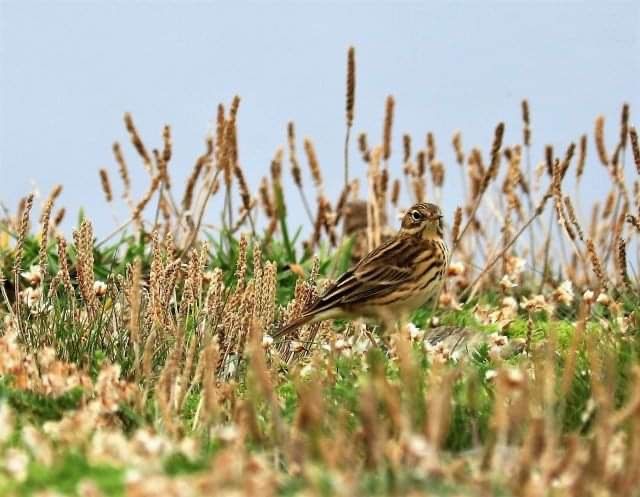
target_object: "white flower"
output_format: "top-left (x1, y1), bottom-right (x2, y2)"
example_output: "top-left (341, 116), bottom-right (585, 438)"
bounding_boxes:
top-left (439, 292), bottom-right (462, 310)
top-left (616, 316), bottom-right (629, 334)
top-left (21, 265), bottom-right (43, 287)
top-left (214, 424), bottom-right (239, 443)
top-left (178, 437), bottom-right (199, 462)
top-left (499, 275), bottom-right (517, 290)
top-left (596, 293), bottom-right (611, 306)
top-left (0, 402), bottom-right (13, 444)
top-left (504, 367), bottom-right (525, 388)
top-left (405, 323), bottom-right (422, 340)
top-left (447, 261), bottom-right (466, 277)
top-left (502, 296), bottom-right (518, 311)
top-left (552, 280), bottom-right (574, 305)
top-left (424, 341), bottom-right (450, 364)
top-left (485, 369), bottom-right (498, 381)
top-left (22, 424), bottom-right (53, 466)
top-left (93, 280), bottom-right (107, 297)
top-left (489, 332), bottom-right (509, 348)
top-left (132, 428), bottom-right (170, 457)
top-left (261, 334), bottom-right (274, 348)
top-left (21, 286), bottom-right (42, 308)
top-left (3, 448), bottom-right (29, 482)
top-left (505, 256), bottom-right (526, 277)
top-left (583, 289), bottom-right (595, 305)
top-left (334, 338), bottom-right (349, 351)
top-left (520, 294), bottom-right (550, 313)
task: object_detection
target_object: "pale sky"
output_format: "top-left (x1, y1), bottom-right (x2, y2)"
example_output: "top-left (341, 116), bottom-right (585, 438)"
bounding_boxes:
top-left (1, 1), bottom-right (639, 237)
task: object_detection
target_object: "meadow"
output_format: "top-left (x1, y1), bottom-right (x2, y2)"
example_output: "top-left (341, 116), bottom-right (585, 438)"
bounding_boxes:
top-left (1, 48), bottom-right (639, 496)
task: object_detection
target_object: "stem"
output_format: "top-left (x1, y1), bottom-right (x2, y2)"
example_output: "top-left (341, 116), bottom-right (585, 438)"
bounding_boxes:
top-left (465, 194), bottom-right (550, 300)
top-left (297, 186), bottom-right (315, 225)
top-left (538, 207), bottom-right (554, 293)
top-left (344, 125), bottom-right (351, 190)
top-left (453, 186), bottom-right (487, 252)
top-left (96, 217), bottom-right (134, 249)
top-left (180, 170), bottom-right (222, 260)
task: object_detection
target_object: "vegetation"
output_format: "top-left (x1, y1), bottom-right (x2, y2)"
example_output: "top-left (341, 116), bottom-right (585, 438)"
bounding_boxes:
top-left (0, 48), bottom-right (639, 496)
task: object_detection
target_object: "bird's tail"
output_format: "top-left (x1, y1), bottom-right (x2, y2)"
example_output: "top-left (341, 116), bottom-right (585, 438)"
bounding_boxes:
top-left (272, 313), bottom-right (315, 339)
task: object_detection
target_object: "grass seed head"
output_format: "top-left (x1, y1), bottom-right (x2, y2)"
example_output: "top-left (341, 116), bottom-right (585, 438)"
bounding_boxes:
top-left (452, 131), bottom-right (464, 165)
top-left (382, 95), bottom-right (395, 161)
top-left (521, 99), bottom-right (531, 146)
top-left (124, 112), bottom-right (152, 172)
top-left (98, 168), bottom-right (113, 203)
top-left (346, 46), bottom-right (356, 127)
top-left (303, 138), bottom-right (322, 189)
top-left (595, 115), bottom-right (609, 166)
top-left (629, 126), bottom-right (640, 176)
top-left (576, 134), bottom-right (587, 180)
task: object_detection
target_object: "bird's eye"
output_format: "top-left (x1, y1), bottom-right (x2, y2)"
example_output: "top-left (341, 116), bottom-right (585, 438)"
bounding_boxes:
top-left (411, 210), bottom-right (421, 221)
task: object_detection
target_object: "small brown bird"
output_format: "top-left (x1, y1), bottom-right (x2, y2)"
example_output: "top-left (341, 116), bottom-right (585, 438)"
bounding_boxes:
top-left (274, 202), bottom-right (449, 338)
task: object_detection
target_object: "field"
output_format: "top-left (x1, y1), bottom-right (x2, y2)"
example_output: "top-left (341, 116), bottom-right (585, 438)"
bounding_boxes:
top-left (1, 50), bottom-right (640, 496)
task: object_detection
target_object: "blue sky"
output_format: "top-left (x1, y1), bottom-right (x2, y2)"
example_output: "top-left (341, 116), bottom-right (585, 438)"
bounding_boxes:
top-left (1, 1), bottom-right (639, 236)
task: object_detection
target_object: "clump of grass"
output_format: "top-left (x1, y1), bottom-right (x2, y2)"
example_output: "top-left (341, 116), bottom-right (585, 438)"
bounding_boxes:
top-left (1, 51), bottom-right (639, 497)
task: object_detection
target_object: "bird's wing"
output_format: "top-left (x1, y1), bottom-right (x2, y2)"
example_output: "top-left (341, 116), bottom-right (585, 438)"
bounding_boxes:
top-left (304, 236), bottom-right (432, 315)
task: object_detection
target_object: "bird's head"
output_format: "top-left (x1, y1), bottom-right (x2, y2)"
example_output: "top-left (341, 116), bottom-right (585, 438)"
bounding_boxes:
top-left (400, 203), bottom-right (444, 239)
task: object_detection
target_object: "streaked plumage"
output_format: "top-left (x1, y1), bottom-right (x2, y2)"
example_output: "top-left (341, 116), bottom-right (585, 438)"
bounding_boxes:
top-left (274, 202), bottom-right (449, 338)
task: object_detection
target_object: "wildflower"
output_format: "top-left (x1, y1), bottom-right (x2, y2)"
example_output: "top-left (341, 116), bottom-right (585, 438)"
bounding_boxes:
top-left (552, 280), bottom-right (574, 305)
top-left (583, 289), bottom-right (595, 305)
top-left (22, 424), bottom-right (53, 466)
top-left (0, 402), bottom-right (13, 444)
top-left (596, 292), bottom-right (611, 306)
top-left (499, 275), bottom-right (517, 290)
top-left (501, 296), bottom-right (518, 314)
top-left (178, 437), bottom-right (199, 462)
top-left (447, 261), bottom-right (465, 277)
top-left (503, 367), bottom-right (525, 389)
top-left (616, 316), bottom-right (630, 334)
top-left (488, 332), bottom-right (509, 358)
top-left (262, 334), bottom-right (274, 348)
top-left (520, 294), bottom-right (551, 313)
top-left (21, 264), bottom-right (43, 286)
top-left (489, 332), bottom-right (509, 348)
top-left (405, 322), bottom-right (422, 340)
top-left (214, 424), bottom-right (239, 444)
top-left (405, 434), bottom-right (433, 459)
top-left (334, 337), bottom-right (352, 357)
top-left (3, 448), bottom-right (29, 482)
top-left (439, 292), bottom-right (462, 310)
top-left (485, 369), bottom-right (498, 381)
top-left (505, 256), bottom-right (526, 277)
top-left (93, 280), bottom-right (107, 297)
top-left (424, 341), bottom-right (450, 364)
top-left (334, 337), bottom-right (349, 351)
top-left (21, 286), bottom-right (42, 308)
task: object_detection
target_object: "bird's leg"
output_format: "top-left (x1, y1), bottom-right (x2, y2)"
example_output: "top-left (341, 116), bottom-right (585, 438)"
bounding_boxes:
top-left (396, 312), bottom-right (410, 336)
top-left (377, 309), bottom-right (399, 353)
top-left (356, 319), bottom-right (378, 348)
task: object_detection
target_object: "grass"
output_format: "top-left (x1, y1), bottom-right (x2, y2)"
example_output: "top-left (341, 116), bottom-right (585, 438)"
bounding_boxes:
top-left (1, 49), bottom-right (639, 496)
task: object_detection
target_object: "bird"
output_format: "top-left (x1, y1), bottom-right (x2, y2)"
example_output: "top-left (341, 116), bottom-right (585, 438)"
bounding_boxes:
top-left (273, 202), bottom-right (449, 338)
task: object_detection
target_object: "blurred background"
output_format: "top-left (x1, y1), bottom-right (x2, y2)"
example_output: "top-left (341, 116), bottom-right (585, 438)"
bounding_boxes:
top-left (1, 1), bottom-right (639, 236)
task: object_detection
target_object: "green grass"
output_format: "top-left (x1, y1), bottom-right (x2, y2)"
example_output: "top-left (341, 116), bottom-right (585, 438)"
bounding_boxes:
top-left (1, 227), bottom-right (639, 496)
top-left (1, 452), bottom-right (124, 497)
